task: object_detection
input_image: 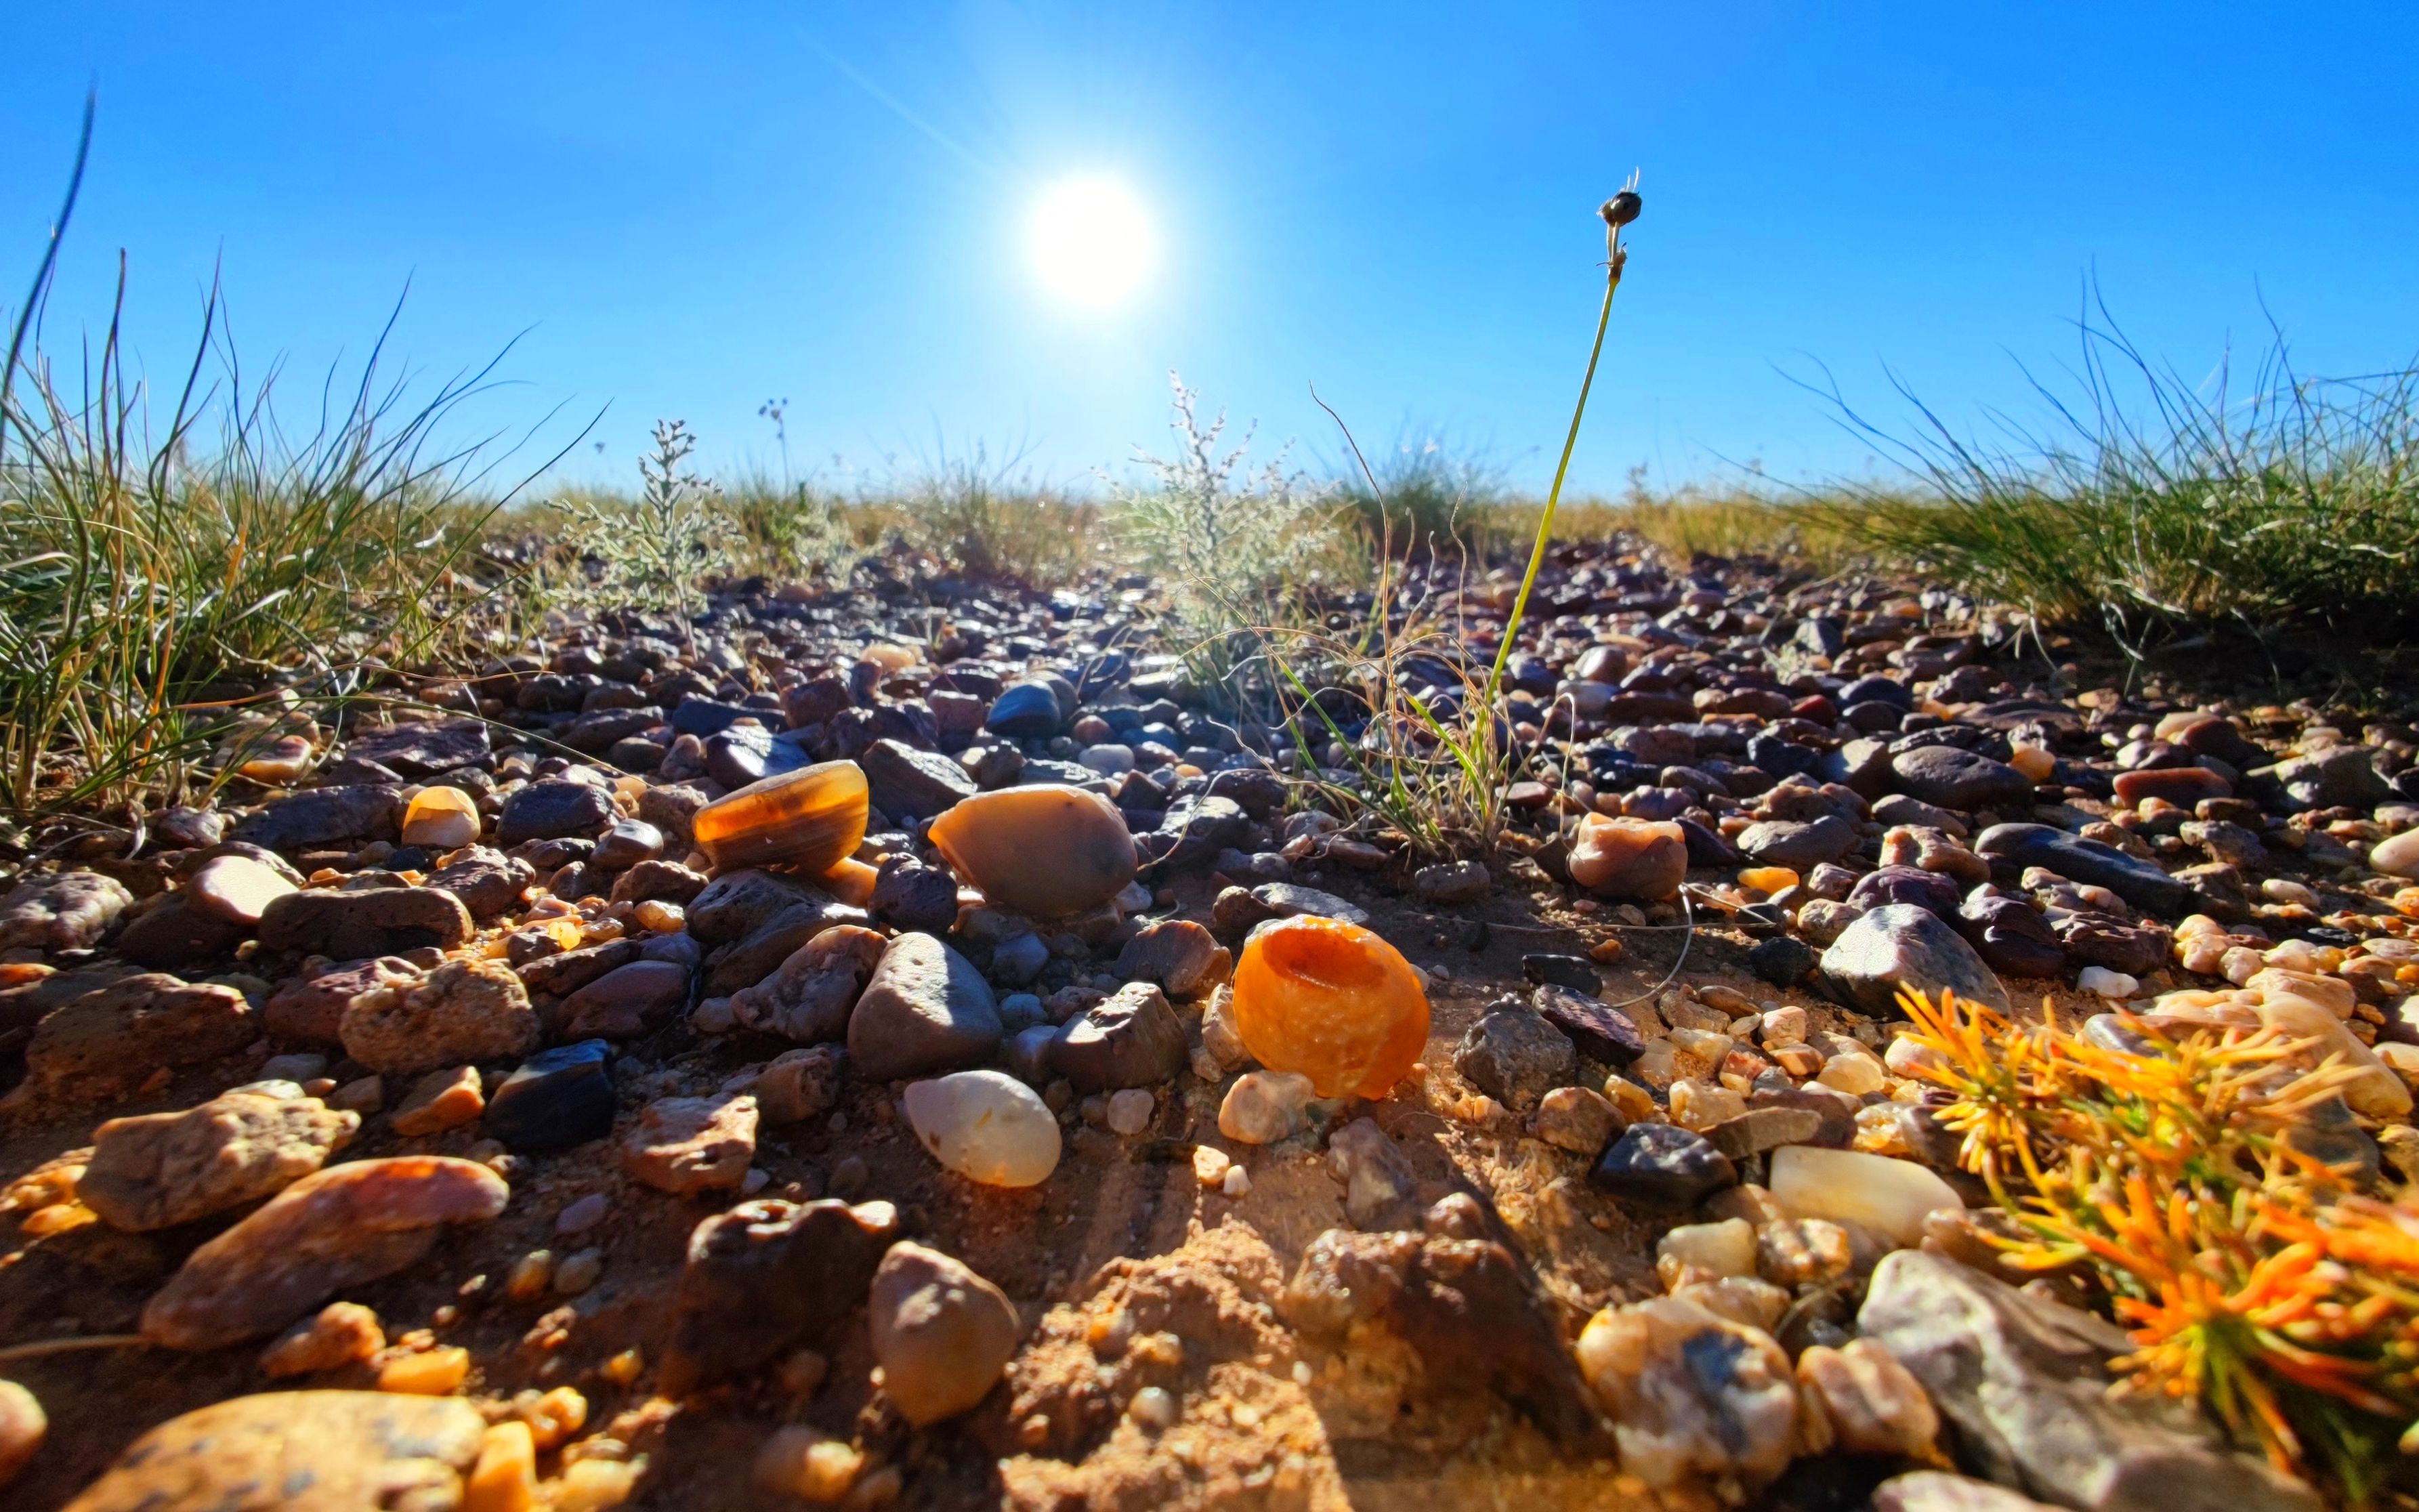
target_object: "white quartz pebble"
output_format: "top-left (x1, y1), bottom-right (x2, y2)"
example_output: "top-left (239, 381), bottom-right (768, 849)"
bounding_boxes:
top-left (1769, 1144), bottom-right (1962, 1248)
top-left (904, 1070), bottom-right (1062, 1188)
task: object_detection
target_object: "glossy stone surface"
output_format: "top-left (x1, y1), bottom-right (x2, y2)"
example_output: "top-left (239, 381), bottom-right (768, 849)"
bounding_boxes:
top-left (482, 1039), bottom-right (616, 1152)
top-left (1568, 814), bottom-right (1687, 899)
top-left (1231, 915), bottom-right (1429, 1099)
top-left (59, 1392), bottom-right (485, 1512)
top-left (904, 1070), bottom-right (1061, 1187)
top-left (926, 784), bottom-right (1137, 919)
top-left (692, 759), bottom-right (869, 875)
top-left (400, 785), bottom-right (482, 849)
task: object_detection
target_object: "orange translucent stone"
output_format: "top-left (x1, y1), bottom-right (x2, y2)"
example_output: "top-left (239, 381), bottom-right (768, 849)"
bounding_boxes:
top-left (692, 760), bottom-right (868, 874)
top-left (1738, 865), bottom-right (1799, 896)
top-left (1568, 814), bottom-right (1686, 900)
top-left (817, 856), bottom-right (881, 906)
top-left (1230, 915), bottom-right (1430, 1099)
top-left (401, 786), bottom-right (482, 848)
top-left (927, 784), bottom-right (1137, 918)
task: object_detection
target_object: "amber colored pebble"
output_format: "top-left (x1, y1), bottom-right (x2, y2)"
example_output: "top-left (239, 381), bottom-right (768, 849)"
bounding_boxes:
top-left (402, 786), bottom-right (482, 849)
top-left (1738, 866), bottom-right (1799, 896)
top-left (818, 856), bottom-right (880, 907)
top-left (465, 1421), bottom-right (537, 1512)
top-left (1230, 915), bottom-right (1429, 1099)
top-left (1568, 814), bottom-right (1687, 900)
top-left (692, 761), bottom-right (869, 874)
top-left (927, 784), bottom-right (1137, 919)
top-left (379, 1345), bottom-right (470, 1395)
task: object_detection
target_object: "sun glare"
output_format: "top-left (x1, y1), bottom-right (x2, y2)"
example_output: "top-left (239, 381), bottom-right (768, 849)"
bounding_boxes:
top-left (1026, 177), bottom-right (1155, 310)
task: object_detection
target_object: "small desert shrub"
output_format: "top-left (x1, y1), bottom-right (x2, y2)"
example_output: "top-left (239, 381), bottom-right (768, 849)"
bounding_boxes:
top-left (1814, 309), bottom-right (2419, 644)
top-left (546, 420), bottom-right (736, 633)
top-left (887, 442), bottom-right (1099, 587)
top-left (1110, 375), bottom-right (1355, 710)
top-left (721, 472), bottom-right (864, 583)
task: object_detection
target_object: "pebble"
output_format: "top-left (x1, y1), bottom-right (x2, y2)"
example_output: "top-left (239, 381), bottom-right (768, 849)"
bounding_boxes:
top-left (1326, 1117), bottom-right (1419, 1229)
top-left (1756, 1217), bottom-right (1853, 1286)
top-left (1230, 915), bottom-right (1429, 1098)
top-left (1568, 814), bottom-right (1687, 899)
top-left (757, 1043), bottom-right (847, 1125)
top-left (1574, 1295), bottom-right (1797, 1490)
top-left (2075, 965), bottom-right (2139, 998)
top-left (0, 1380), bottom-right (41, 1490)
top-left (400, 785), bottom-right (483, 848)
top-left (1769, 1143), bottom-right (1961, 1246)
top-left (927, 784), bottom-right (1139, 917)
top-left (558, 958), bottom-right (692, 1041)
top-left (1589, 1122), bottom-right (1738, 1206)
top-left (1217, 1070), bottom-right (1317, 1144)
top-left (555, 1192), bottom-right (610, 1234)
top-left (259, 884), bottom-right (472, 963)
top-left (691, 760), bottom-right (869, 873)
top-left (622, 1093), bottom-right (760, 1194)
top-left (1534, 1084), bottom-right (1624, 1154)
top-left (1655, 1217), bottom-right (1757, 1286)
top-left (846, 932), bottom-right (1003, 1082)
top-left (18, 973), bottom-right (257, 1104)
top-left (1106, 1087), bottom-right (1155, 1135)
top-left (59, 1391), bottom-right (486, 1512)
top-left (660, 1198), bottom-right (899, 1395)
top-left (80, 1087), bottom-right (358, 1232)
top-left (1452, 1001), bottom-right (1578, 1110)
top-left (904, 1070), bottom-right (1062, 1186)
top-left (1819, 903), bottom-right (2012, 1015)
top-left (0, 870), bottom-right (132, 951)
top-left (2372, 827), bottom-right (2419, 879)
top-left (1113, 919), bottom-right (1229, 997)
top-left (868, 1241), bottom-right (1022, 1425)
top-left (482, 1039), bottom-right (616, 1152)
top-left (185, 854), bottom-right (299, 926)
top-left (1796, 1337), bottom-right (1940, 1457)
top-left (553, 1247), bottom-right (605, 1295)
top-left (730, 923), bottom-right (887, 1043)
top-left (142, 1155), bottom-right (510, 1349)
top-left (1047, 981), bottom-right (1188, 1092)
top-left (259, 1301), bottom-right (385, 1377)
top-left (340, 957), bottom-right (540, 1074)
top-left (391, 1064), bottom-right (486, 1136)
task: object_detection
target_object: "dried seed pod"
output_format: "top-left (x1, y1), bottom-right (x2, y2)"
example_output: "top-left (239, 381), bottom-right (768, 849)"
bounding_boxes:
top-left (1231, 915), bottom-right (1429, 1099)
top-left (692, 760), bottom-right (870, 875)
top-left (926, 784), bottom-right (1136, 919)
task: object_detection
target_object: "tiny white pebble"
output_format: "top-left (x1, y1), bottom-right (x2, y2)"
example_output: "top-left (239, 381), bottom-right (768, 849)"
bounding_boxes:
top-left (742, 1167), bottom-right (771, 1194)
top-left (1129, 1385), bottom-right (1179, 1430)
top-left (1106, 1088), bottom-right (1154, 1137)
top-left (1222, 1165), bottom-right (1252, 1197)
top-left (2076, 966), bottom-right (2139, 999)
top-left (1292, 1359), bottom-right (1312, 1385)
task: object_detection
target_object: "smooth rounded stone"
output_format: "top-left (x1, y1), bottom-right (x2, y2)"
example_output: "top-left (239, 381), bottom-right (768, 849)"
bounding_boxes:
top-left (2110, 765), bottom-right (2232, 809)
top-left (59, 1390), bottom-right (486, 1512)
top-left (1958, 891), bottom-right (2069, 978)
top-left (1078, 742), bottom-right (1136, 776)
top-left (423, 846), bottom-right (534, 922)
top-left (1705, 1105), bottom-right (1825, 1160)
top-left (1411, 859), bottom-right (1492, 904)
top-left (847, 932), bottom-right (1003, 1083)
top-left (1889, 745), bottom-right (2032, 811)
top-left (2076, 965), bottom-right (2138, 999)
top-left (1658, 1217), bottom-right (1757, 1283)
top-left (339, 957), bottom-right (540, 1074)
top-left (18, 973), bottom-right (257, 1105)
top-left (1047, 981), bottom-right (1187, 1093)
top-left (1589, 1122), bottom-right (1738, 1206)
top-left (495, 778), bottom-right (616, 847)
top-left (1003, 1022), bottom-right (1059, 1084)
top-left (1530, 983), bottom-right (1646, 1065)
top-left (1452, 1001), bottom-right (1577, 1110)
top-left (2371, 828), bottom-right (2419, 879)
top-left (1520, 952), bottom-right (1602, 994)
top-left (1858, 1250), bottom-right (2323, 1512)
top-left (400, 785), bottom-right (482, 849)
top-left (1326, 1116), bottom-right (1418, 1228)
top-left (693, 760), bottom-right (870, 875)
top-left (231, 784), bottom-right (402, 850)
top-left (2269, 744), bottom-right (2392, 810)
top-left (81, 1089), bottom-right (359, 1232)
top-left (391, 1064), bottom-right (486, 1136)
top-left (984, 679), bottom-right (1064, 739)
top-left (869, 856), bottom-right (960, 932)
top-left (141, 1155), bottom-right (509, 1349)
top-left (861, 736), bottom-right (980, 819)
top-left (1536, 1085), bottom-right (1624, 1154)
top-left (1574, 1295), bottom-right (1797, 1491)
top-left (756, 1045), bottom-right (847, 1125)
top-left (589, 817), bottom-right (665, 873)
top-left (1219, 1070), bottom-right (1316, 1143)
top-left (1847, 864), bottom-right (1962, 919)
top-left (927, 784), bottom-right (1138, 919)
top-left (987, 929), bottom-right (1050, 986)
top-left (1736, 814), bottom-right (1859, 870)
top-left (0, 1381), bottom-right (39, 1489)
top-left (1770, 1143), bottom-right (1960, 1246)
top-left (1840, 673), bottom-right (1914, 710)
top-left (257, 884), bottom-right (473, 960)
top-left (1568, 814), bottom-right (1687, 899)
top-left (1821, 903), bottom-right (2012, 1015)
top-left (868, 1242), bottom-right (1022, 1425)
top-left (1972, 822), bottom-right (2195, 919)
top-left (1114, 919), bottom-right (1229, 997)
top-left (662, 1198), bottom-right (900, 1395)
top-left (998, 992), bottom-right (1047, 1032)
top-left (703, 894), bottom-right (868, 995)
top-left (115, 893), bottom-right (248, 969)
top-left (558, 958), bottom-right (692, 1041)
top-left (348, 719), bottom-right (490, 778)
top-left (482, 1039), bottom-right (615, 1152)
top-left (1, 866), bottom-right (132, 948)
top-left (904, 1070), bottom-right (1062, 1186)
top-left (1231, 915), bottom-right (1429, 1099)
top-left (1874, 1471), bottom-right (2063, 1512)
top-left (186, 853), bottom-right (299, 926)
top-left (1870, 793), bottom-right (1970, 837)
top-left (1798, 1337), bottom-right (1941, 1457)
top-left (623, 1093), bottom-right (759, 1194)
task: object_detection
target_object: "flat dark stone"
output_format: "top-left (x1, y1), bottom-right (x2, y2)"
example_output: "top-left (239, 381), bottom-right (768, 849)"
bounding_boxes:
top-left (1972, 822), bottom-right (2196, 917)
top-left (483, 1038), bottom-right (616, 1152)
top-left (1520, 953), bottom-right (1601, 994)
top-left (1589, 1122), bottom-right (1736, 1206)
top-left (1530, 984), bottom-right (1644, 1065)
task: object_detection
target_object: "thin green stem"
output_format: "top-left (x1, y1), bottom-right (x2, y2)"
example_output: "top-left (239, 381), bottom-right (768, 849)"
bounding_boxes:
top-left (1484, 257), bottom-right (1624, 710)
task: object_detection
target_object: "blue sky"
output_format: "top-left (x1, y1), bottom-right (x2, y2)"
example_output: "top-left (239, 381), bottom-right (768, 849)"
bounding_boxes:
top-left (7, 3), bottom-right (2417, 497)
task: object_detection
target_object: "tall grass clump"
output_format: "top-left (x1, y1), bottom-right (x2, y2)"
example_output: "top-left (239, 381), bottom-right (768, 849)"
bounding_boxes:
top-left (887, 441), bottom-right (1100, 587)
top-left (1818, 300), bottom-right (2419, 646)
top-left (0, 108), bottom-right (560, 825)
top-left (1110, 375), bottom-right (1353, 711)
top-left (1334, 426), bottom-right (1507, 553)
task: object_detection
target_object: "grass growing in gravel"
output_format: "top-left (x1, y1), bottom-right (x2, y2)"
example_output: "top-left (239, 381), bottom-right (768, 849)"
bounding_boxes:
top-left (1814, 308), bottom-right (2419, 647)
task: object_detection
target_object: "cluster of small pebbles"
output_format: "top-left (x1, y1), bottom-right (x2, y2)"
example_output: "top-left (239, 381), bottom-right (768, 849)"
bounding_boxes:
top-left (0, 539), bottom-right (2412, 1510)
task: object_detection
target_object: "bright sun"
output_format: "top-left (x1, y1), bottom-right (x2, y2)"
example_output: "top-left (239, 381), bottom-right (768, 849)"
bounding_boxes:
top-left (1026, 177), bottom-right (1156, 310)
